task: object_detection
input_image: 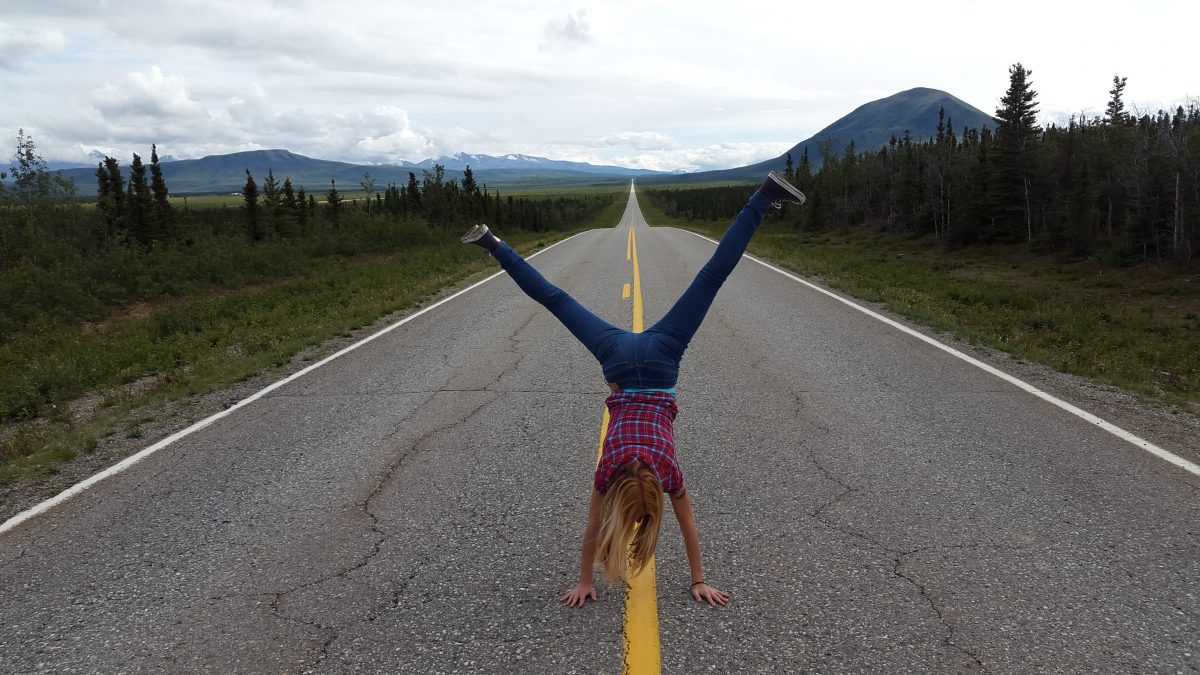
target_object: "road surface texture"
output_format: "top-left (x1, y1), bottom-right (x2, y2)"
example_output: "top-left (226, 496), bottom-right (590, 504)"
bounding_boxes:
top-left (2, 189), bottom-right (1198, 674)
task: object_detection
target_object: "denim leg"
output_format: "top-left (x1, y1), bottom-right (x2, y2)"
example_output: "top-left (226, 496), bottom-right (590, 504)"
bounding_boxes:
top-left (649, 191), bottom-right (772, 346)
top-left (492, 243), bottom-right (625, 360)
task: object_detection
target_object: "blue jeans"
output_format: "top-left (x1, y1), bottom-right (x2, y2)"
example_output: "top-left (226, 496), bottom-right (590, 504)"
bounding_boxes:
top-left (492, 191), bottom-right (772, 389)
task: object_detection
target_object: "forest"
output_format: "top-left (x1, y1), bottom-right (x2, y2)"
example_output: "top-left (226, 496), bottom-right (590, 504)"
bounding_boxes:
top-left (0, 141), bottom-right (614, 424)
top-left (0, 136), bottom-right (610, 346)
top-left (650, 66), bottom-right (1198, 267)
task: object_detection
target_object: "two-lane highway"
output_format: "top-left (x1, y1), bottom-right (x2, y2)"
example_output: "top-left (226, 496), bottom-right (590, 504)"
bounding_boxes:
top-left (1, 188), bottom-right (1197, 673)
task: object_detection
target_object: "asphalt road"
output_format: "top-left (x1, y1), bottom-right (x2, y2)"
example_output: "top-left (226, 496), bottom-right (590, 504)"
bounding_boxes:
top-left (1, 189), bottom-right (1198, 674)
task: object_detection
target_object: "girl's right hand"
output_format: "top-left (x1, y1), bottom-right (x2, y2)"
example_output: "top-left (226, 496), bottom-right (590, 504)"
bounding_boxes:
top-left (690, 582), bottom-right (730, 607)
top-left (560, 582), bottom-right (598, 608)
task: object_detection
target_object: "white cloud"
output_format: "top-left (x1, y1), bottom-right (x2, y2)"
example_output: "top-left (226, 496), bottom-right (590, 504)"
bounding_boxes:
top-left (90, 66), bottom-right (207, 121)
top-left (0, 24), bottom-right (65, 70)
top-left (2, 1), bottom-right (1198, 172)
top-left (611, 142), bottom-right (791, 173)
top-left (541, 8), bottom-right (593, 50)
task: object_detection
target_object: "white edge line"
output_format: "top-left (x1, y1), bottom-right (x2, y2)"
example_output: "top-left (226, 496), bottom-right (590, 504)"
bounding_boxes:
top-left (0, 235), bottom-right (586, 536)
top-left (683, 230), bottom-right (1200, 478)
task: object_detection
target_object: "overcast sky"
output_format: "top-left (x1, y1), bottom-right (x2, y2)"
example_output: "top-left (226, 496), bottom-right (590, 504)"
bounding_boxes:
top-left (1, 0), bottom-right (1195, 172)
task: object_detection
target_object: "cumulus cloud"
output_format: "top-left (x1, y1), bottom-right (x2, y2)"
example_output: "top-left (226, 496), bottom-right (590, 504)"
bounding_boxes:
top-left (90, 66), bottom-right (207, 122)
top-left (541, 8), bottom-right (592, 50)
top-left (567, 131), bottom-right (679, 150)
top-left (607, 142), bottom-right (791, 173)
top-left (0, 24), bottom-right (65, 70)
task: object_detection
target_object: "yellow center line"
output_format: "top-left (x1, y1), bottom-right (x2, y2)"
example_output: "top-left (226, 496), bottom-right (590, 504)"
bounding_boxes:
top-left (621, 222), bottom-right (659, 674)
top-left (629, 229), bottom-right (644, 334)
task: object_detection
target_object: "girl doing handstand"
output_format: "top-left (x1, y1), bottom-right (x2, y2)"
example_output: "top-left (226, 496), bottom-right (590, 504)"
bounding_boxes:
top-left (462, 172), bottom-right (805, 608)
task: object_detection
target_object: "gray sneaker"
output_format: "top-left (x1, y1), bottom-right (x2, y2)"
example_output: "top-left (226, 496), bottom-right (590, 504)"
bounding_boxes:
top-left (759, 171), bottom-right (806, 208)
top-left (461, 223), bottom-right (501, 252)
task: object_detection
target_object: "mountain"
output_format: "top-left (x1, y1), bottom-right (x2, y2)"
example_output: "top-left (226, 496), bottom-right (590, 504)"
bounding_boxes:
top-left (397, 152), bottom-right (655, 176)
top-left (59, 149), bottom-right (665, 196)
top-left (54, 88), bottom-right (992, 194)
top-left (642, 87), bottom-right (995, 184)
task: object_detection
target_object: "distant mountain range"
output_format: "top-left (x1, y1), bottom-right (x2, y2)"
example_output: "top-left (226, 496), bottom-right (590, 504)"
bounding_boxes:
top-left (58, 151), bottom-right (667, 196)
top-left (56, 87), bottom-right (995, 195)
top-left (641, 87), bottom-right (995, 184)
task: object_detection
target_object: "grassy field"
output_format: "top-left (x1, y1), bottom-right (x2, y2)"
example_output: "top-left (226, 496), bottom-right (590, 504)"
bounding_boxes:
top-left (0, 196), bottom-right (627, 486)
top-left (637, 197), bottom-right (1200, 412)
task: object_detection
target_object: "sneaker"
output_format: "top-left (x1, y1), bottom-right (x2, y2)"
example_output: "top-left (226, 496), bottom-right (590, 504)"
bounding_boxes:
top-left (759, 171), bottom-right (806, 208)
top-left (461, 223), bottom-right (501, 251)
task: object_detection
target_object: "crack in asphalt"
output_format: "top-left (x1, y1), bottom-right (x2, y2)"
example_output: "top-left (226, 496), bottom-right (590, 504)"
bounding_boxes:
top-left (0, 546), bottom-right (28, 571)
top-left (893, 550), bottom-right (991, 673)
top-left (266, 388), bottom-right (502, 669)
top-left (782, 388), bottom-right (992, 672)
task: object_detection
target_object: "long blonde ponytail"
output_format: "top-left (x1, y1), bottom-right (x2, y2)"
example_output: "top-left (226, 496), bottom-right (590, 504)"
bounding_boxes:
top-left (595, 461), bottom-right (664, 584)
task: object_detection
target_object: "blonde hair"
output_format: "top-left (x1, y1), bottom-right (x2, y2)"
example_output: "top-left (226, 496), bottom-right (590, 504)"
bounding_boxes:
top-left (595, 461), bottom-right (664, 584)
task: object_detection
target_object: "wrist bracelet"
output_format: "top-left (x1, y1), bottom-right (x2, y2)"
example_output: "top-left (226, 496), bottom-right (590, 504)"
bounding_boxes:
top-left (690, 580), bottom-right (705, 588)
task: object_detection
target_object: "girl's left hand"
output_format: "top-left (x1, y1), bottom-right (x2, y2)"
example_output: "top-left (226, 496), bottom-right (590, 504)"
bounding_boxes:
top-left (690, 582), bottom-right (729, 606)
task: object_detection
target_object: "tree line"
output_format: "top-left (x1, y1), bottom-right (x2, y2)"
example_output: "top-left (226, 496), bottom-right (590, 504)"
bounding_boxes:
top-left (0, 134), bottom-right (615, 342)
top-left (650, 65), bottom-right (1198, 265)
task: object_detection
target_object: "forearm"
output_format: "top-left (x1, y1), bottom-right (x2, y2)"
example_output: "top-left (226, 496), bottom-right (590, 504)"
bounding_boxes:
top-left (578, 490), bottom-right (604, 582)
top-left (680, 517), bottom-right (705, 583)
top-left (671, 489), bottom-right (706, 583)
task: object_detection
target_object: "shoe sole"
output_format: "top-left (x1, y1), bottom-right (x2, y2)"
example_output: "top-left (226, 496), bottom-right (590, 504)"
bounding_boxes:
top-left (767, 172), bottom-right (807, 205)
top-left (461, 224), bottom-right (488, 243)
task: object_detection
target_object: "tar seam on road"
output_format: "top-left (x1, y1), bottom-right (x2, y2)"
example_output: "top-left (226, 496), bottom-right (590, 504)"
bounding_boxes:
top-left (0, 234), bottom-right (590, 536)
top-left (683, 230), bottom-right (1200, 479)
top-left (621, 219), bottom-right (662, 674)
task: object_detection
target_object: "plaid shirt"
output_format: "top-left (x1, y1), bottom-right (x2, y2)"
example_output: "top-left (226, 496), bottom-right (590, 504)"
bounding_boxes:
top-left (594, 391), bottom-right (684, 495)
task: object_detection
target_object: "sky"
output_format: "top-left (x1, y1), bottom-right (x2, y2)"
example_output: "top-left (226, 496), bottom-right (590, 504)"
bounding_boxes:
top-left (0, 0), bottom-right (1196, 173)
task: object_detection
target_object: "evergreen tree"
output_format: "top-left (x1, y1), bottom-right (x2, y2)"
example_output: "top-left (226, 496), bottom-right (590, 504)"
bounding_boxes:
top-left (149, 144), bottom-right (173, 241)
top-left (95, 161), bottom-right (117, 242)
top-left (1105, 75), bottom-right (1128, 123)
top-left (326, 179), bottom-right (342, 227)
top-left (262, 168), bottom-right (280, 235)
top-left (295, 186), bottom-right (309, 235)
top-left (126, 153), bottom-right (154, 248)
top-left (461, 165), bottom-right (478, 196)
top-left (280, 177), bottom-right (298, 238)
top-left (406, 171), bottom-right (422, 213)
top-left (243, 169), bottom-right (261, 240)
top-left (103, 157), bottom-right (126, 236)
top-left (991, 63), bottom-right (1042, 241)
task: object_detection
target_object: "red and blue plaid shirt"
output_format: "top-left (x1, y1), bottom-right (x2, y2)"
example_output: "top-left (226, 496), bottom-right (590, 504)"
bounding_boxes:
top-left (594, 391), bottom-right (684, 495)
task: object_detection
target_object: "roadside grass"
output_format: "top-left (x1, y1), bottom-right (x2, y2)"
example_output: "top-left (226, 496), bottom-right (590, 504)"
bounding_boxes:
top-left (637, 198), bottom-right (1200, 412)
top-left (0, 196), bottom-right (627, 487)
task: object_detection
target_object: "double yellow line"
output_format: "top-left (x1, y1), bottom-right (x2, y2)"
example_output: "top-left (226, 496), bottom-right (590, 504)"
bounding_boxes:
top-left (595, 224), bottom-right (660, 674)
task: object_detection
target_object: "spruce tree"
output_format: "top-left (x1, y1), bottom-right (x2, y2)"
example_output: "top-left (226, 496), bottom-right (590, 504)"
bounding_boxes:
top-left (280, 177), bottom-right (298, 238)
top-left (262, 168), bottom-right (280, 235)
top-left (461, 166), bottom-right (478, 196)
top-left (1105, 75), bottom-right (1128, 124)
top-left (127, 153), bottom-right (154, 248)
top-left (406, 172), bottom-right (422, 213)
top-left (149, 144), bottom-right (173, 241)
top-left (243, 169), bottom-right (261, 241)
top-left (296, 186), bottom-right (309, 235)
top-left (991, 63), bottom-right (1042, 241)
top-left (95, 161), bottom-right (114, 241)
top-left (103, 157), bottom-right (126, 235)
top-left (326, 179), bottom-right (342, 227)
